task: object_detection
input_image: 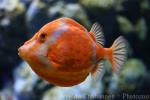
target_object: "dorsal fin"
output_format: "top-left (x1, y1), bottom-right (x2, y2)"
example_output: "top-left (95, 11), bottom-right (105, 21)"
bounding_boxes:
top-left (61, 17), bottom-right (87, 32)
top-left (90, 23), bottom-right (105, 46)
top-left (91, 61), bottom-right (105, 80)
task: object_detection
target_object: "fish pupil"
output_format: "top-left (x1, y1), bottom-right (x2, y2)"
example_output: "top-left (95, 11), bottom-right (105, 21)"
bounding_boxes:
top-left (39, 33), bottom-right (47, 42)
top-left (40, 33), bottom-right (46, 39)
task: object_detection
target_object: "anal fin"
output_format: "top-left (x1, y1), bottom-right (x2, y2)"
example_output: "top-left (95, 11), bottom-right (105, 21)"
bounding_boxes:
top-left (91, 61), bottom-right (104, 80)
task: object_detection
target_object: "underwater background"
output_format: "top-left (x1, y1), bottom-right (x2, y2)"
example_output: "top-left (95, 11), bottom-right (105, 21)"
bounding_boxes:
top-left (0, 0), bottom-right (150, 100)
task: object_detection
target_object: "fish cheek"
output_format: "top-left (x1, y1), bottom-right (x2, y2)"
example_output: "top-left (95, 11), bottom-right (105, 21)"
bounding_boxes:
top-left (23, 39), bottom-right (45, 63)
top-left (32, 42), bottom-right (52, 67)
top-left (26, 43), bottom-right (50, 74)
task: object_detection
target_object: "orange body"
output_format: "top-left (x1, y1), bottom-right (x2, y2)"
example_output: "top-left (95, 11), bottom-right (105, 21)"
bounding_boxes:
top-left (18, 17), bottom-right (127, 86)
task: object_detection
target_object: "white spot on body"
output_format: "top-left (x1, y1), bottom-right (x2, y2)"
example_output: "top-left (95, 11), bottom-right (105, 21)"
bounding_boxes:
top-left (84, 31), bottom-right (97, 64)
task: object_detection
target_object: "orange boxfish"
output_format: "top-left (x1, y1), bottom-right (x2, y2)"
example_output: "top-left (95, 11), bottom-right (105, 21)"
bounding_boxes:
top-left (18, 17), bottom-right (127, 87)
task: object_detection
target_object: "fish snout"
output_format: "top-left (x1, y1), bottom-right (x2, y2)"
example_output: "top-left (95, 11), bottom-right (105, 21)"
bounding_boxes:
top-left (18, 45), bottom-right (27, 57)
top-left (18, 46), bottom-right (23, 57)
top-left (18, 40), bottom-right (36, 60)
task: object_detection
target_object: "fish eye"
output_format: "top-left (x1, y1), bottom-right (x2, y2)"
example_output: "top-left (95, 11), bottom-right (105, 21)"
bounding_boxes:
top-left (39, 33), bottom-right (47, 42)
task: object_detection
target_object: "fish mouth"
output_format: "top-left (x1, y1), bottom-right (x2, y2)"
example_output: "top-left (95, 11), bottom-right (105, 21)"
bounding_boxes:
top-left (18, 47), bottom-right (23, 59)
top-left (18, 46), bottom-right (25, 59)
top-left (18, 47), bottom-right (29, 62)
top-left (18, 47), bottom-right (21, 56)
top-left (18, 45), bottom-right (36, 63)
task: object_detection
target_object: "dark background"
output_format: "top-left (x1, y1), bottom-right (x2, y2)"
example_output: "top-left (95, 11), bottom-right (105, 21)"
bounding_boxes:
top-left (0, 0), bottom-right (150, 100)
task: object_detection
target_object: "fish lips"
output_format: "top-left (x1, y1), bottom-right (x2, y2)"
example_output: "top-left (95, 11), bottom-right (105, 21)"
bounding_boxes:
top-left (18, 45), bottom-right (31, 61)
top-left (18, 46), bottom-right (25, 59)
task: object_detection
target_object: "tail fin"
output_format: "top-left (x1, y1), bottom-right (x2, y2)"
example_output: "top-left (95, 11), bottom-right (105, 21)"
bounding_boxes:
top-left (105, 36), bottom-right (127, 73)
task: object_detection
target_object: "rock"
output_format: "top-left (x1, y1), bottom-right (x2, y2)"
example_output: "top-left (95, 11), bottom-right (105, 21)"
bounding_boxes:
top-left (134, 18), bottom-right (147, 41)
top-left (48, 1), bottom-right (91, 28)
top-left (0, 82), bottom-right (15, 100)
top-left (14, 62), bottom-right (39, 94)
top-left (117, 16), bottom-right (134, 33)
top-left (0, 0), bottom-right (25, 26)
top-left (13, 61), bottom-right (53, 100)
top-left (13, 62), bottom-right (39, 99)
top-left (118, 58), bottom-right (147, 92)
top-left (25, 0), bottom-right (49, 36)
top-left (80, 0), bottom-right (114, 9)
top-left (26, 0), bottom-right (46, 22)
top-left (117, 16), bottom-right (147, 41)
top-left (80, 0), bottom-right (126, 10)
top-left (0, 0), bottom-right (27, 89)
top-left (139, 0), bottom-right (150, 11)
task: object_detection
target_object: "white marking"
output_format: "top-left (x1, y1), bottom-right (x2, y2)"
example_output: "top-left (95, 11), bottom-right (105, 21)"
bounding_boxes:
top-left (84, 31), bottom-right (97, 64)
top-left (35, 22), bottom-right (68, 68)
top-left (34, 43), bottom-right (51, 67)
top-left (48, 25), bottom-right (68, 44)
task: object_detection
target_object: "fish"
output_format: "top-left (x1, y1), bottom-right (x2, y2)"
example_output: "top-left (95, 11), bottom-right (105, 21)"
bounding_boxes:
top-left (18, 17), bottom-right (127, 87)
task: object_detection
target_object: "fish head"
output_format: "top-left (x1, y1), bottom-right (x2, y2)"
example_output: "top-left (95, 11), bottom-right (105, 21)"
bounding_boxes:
top-left (18, 19), bottom-right (62, 68)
